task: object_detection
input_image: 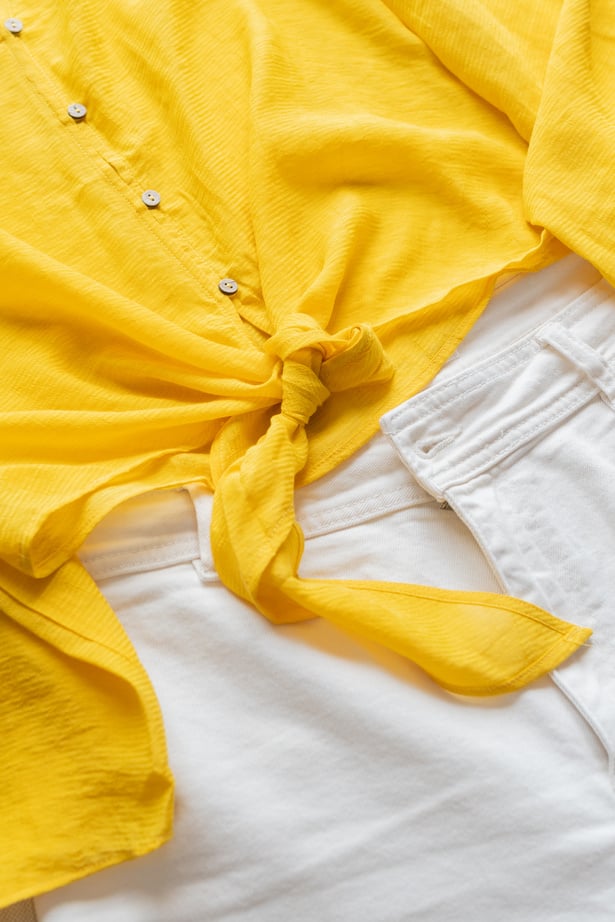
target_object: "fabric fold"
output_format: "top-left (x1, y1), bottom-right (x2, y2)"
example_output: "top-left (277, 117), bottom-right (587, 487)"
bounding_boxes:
top-left (0, 0), bottom-right (605, 905)
top-left (211, 319), bottom-right (591, 696)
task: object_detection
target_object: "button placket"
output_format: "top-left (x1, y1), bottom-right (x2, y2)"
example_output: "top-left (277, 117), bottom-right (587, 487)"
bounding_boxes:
top-left (5, 24), bottom-right (241, 307)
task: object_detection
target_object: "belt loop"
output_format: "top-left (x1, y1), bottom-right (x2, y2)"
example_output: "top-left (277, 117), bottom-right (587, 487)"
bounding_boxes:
top-left (537, 323), bottom-right (615, 404)
top-left (182, 484), bottom-right (219, 582)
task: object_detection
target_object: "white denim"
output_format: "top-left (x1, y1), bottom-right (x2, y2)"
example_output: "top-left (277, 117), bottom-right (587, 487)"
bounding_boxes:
top-left (35, 255), bottom-right (615, 922)
top-left (382, 269), bottom-right (615, 781)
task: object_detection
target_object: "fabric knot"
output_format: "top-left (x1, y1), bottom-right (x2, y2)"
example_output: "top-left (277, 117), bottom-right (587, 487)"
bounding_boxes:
top-left (211, 307), bottom-right (590, 702)
top-left (266, 313), bottom-right (394, 394)
top-left (265, 312), bottom-right (330, 363)
top-left (319, 323), bottom-right (394, 393)
top-left (280, 359), bottom-right (330, 427)
top-left (265, 314), bottom-right (393, 430)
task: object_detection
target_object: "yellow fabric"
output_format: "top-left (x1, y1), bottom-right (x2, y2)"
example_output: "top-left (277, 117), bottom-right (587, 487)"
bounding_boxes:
top-left (0, 0), bottom-right (607, 904)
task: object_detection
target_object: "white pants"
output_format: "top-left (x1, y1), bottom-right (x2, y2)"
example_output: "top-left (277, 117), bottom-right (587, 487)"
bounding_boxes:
top-left (35, 255), bottom-right (615, 921)
top-left (382, 265), bottom-right (615, 773)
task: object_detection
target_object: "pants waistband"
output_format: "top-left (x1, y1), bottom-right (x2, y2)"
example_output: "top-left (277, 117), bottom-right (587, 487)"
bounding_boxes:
top-left (381, 278), bottom-right (615, 498)
top-left (80, 254), bottom-right (606, 580)
top-left (78, 432), bottom-right (433, 581)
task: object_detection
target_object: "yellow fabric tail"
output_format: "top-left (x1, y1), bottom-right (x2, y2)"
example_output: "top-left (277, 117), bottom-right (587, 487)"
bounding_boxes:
top-left (211, 315), bottom-right (591, 697)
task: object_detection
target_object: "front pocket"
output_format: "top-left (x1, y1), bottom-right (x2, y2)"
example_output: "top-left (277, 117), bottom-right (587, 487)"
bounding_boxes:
top-left (446, 418), bottom-right (615, 787)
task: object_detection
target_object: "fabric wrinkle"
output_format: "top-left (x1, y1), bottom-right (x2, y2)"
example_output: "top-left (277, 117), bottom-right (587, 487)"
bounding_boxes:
top-left (3, 0), bottom-right (615, 903)
top-left (37, 264), bottom-right (615, 917)
top-left (383, 272), bottom-right (615, 781)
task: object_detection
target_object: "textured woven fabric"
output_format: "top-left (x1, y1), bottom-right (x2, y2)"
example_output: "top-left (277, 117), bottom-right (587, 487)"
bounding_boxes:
top-left (36, 444), bottom-right (615, 922)
top-left (35, 258), bottom-right (615, 921)
top-left (383, 270), bottom-right (615, 776)
top-left (2, 0), bottom-right (614, 904)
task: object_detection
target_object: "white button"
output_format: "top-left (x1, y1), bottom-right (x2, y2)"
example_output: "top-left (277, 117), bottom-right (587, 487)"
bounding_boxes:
top-left (4, 17), bottom-right (23, 33)
top-left (142, 190), bottom-right (161, 208)
top-left (67, 103), bottom-right (87, 120)
top-left (218, 278), bottom-right (238, 295)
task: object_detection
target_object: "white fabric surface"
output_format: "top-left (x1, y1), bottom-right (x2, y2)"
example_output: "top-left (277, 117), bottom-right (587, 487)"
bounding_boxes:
top-left (383, 263), bottom-right (615, 792)
top-left (35, 254), bottom-right (615, 921)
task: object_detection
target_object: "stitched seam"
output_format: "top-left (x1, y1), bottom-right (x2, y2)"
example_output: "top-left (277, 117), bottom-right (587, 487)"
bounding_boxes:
top-left (5, 27), bottom-right (240, 310)
top-left (384, 283), bottom-right (615, 432)
top-left (385, 338), bottom-right (542, 429)
top-left (425, 382), bottom-right (596, 487)
top-left (300, 485), bottom-right (435, 540)
top-left (79, 536), bottom-right (199, 567)
top-left (81, 551), bottom-right (200, 582)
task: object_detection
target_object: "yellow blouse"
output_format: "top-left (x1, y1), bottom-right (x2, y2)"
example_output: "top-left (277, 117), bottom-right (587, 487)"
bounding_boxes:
top-left (0, 0), bottom-right (609, 903)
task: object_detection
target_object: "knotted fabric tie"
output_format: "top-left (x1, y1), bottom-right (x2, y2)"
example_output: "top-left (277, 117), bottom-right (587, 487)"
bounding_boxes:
top-left (210, 315), bottom-right (589, 695)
